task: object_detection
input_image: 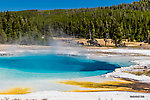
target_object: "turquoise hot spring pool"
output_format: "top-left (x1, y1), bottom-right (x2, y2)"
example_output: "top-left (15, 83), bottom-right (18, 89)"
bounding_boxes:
top-left (0, 54), bottom-right (134, 79)
top-left (0, 53), bottom-right (135, 91)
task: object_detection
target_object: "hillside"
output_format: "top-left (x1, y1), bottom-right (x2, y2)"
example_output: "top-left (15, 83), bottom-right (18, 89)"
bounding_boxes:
top-left (0, 0), bottom-right (150, 46)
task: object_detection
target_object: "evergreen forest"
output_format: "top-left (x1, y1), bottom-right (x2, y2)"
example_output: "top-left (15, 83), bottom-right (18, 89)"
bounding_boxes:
top-left (0, 0), bottom-right (150, 46)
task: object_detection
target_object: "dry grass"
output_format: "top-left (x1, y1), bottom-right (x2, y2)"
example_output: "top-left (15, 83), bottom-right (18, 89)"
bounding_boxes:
top-left (54, 37), bottom-right (148, 47)
top-left (124, 70), bottom-right (150, 77)
top-left (131, 71), bottom-right (150, 76)
top-left (59, 79), bottom-right (150, 93)
top-left (0, 88), bottom-right (31, 95)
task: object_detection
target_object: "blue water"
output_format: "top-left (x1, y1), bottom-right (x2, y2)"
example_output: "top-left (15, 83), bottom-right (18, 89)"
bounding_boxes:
top-left (0, 54), bottom-right (134, 79)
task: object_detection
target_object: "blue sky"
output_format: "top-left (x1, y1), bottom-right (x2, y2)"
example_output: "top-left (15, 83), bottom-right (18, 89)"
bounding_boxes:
top-left (0, 0), bottom-right (139, 11)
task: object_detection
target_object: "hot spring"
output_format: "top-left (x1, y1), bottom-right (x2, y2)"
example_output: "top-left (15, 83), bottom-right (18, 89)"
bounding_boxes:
top-left (0, 53), bottom-right (135, 91)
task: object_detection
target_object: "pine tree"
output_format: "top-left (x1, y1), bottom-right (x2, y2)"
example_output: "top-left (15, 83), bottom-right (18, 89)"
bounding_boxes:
top-left (0, 29), bottom-right (7, 43)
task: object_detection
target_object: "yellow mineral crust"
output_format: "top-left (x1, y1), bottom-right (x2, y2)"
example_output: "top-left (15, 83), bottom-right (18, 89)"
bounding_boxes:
top-left (59, 80), bottom-right (150, 93)
top-left (0, 88), bottom-right (31, 94)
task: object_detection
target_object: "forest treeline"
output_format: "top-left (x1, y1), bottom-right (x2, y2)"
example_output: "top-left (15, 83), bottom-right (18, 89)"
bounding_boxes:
top-left (0, 0), bottom-right (150, 45)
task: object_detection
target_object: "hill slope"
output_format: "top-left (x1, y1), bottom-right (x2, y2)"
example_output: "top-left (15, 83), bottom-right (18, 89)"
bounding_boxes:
top-left (0, 0), bottom-right (150, 46)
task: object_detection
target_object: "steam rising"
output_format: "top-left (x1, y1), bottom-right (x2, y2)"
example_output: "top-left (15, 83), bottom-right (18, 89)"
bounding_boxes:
top-left (48, 37), bottom-right (87, 56)
top-left (0, 34), bottom-right (88, 57)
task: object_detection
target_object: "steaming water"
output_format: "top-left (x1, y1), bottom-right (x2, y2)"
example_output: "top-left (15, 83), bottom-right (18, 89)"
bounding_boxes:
top-left (0, 53), bottom-right (135, 91)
